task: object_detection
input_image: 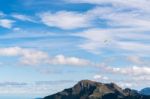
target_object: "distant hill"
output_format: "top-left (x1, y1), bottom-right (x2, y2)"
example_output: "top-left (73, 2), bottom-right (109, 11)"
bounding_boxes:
top-left (43, 80), bottom-right (150, 99)
top-left (140, 87), bottom-right (150, 95)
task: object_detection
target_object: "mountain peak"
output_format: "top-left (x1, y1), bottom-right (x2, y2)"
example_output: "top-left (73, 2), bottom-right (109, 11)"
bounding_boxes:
top-left (75, 80), bottom-right (100, 88)
top-left (77, 80), bottom-right (96, 85)
top-left (78, 79), bottom-right (95, 83)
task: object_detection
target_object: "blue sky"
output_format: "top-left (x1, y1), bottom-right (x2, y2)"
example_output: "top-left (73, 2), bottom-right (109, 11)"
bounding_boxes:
top-left (0, 0), bottom-right (150, 98)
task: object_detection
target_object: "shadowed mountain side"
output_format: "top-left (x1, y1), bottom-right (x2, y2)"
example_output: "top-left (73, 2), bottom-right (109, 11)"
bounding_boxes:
top-left (43, 80), bottom-right (150, 99)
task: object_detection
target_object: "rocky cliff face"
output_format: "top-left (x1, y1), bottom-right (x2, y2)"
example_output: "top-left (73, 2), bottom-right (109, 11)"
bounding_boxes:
top-left (43, 80), bottom-right (150, 99)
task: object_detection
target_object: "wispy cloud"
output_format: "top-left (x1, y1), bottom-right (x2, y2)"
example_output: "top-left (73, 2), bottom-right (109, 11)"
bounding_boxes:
top-left (75, 28), bottom-right (149, 56)
top-left (61, 0), bottom-right (150, 56)
top-left (12, 14), bottom-right (36, 22)
top-left (37, 4), bottom-right (150, 55)
top-left (39, 11), bottom-right (91, 29)
top-left (127, 56), bottom-right (144, 65)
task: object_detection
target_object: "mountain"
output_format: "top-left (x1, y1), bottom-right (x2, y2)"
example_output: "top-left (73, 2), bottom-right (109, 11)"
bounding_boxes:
top-left (43, 80), bottom-right (150, 99)
top-left (140, 87), bottom-right (150, 95)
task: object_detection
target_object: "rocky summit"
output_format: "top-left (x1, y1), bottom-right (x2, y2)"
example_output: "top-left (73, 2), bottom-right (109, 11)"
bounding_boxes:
top-left (43, 80), bottom-right (150, 99)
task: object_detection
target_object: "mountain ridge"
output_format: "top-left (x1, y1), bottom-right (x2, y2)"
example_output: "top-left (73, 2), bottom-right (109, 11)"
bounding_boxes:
top-left (43, 80), bottom-right (150, 99)
top-left (140, 87), bottom-right (150, 95)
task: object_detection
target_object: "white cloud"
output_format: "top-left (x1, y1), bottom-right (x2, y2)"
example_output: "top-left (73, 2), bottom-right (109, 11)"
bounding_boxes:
top-left (20, 49), bottom-right (49, 65)
top-left (112, 66), bottom-right (150, 76)
top-left (0, 47), bottom-right (48, 65)
top-left (117, 81), bottom-right (137, 88)
top-left (0, 19), bottom-right (14, 28)
top-left (39, 11), bottom-right (91, 29)
top-left (47, 54), bottom-right (90, 66)
top-left (0, 47), bottom-right (90, 66)
top-left (96, 63), bottom-right (150, 76)
top-left (0, 47), bottom-right (20, 56)
top-left (93, 74), bottom-right (109, 81)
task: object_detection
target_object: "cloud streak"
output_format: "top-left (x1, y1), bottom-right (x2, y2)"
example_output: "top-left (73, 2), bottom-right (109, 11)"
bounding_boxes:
top-left (0, 80), bottom-right (75, 94)
top-left (12, 14), bottom-right (36, 22)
